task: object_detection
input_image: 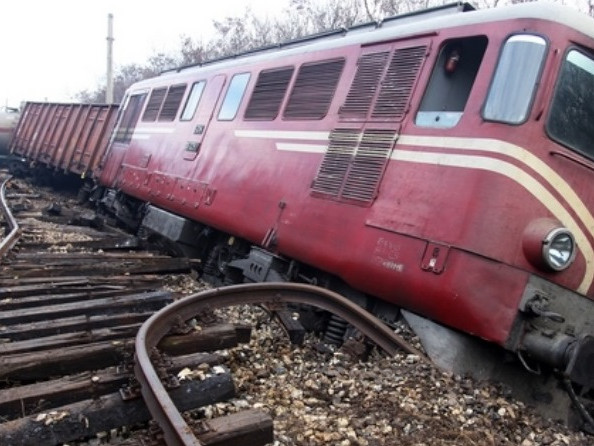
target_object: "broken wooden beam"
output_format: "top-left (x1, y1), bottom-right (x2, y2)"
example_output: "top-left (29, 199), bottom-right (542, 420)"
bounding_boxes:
top-left (0, 275), bottom-right (163, 295)
top-left (0, 290), bottom-right (172, 325)
top-left (0, 340), bottom-right (135, 381)
top-left (0, 352), bottom-right (223, 419)
top-left (0, 374), bottom-right (236, 446)
top-left (0, 312), bottom-right (154, 342)
top-left (0, 324), bottom-right (142, 355)
top-left (0, 287), bottom-right (155, 311)
top-left (0, 325), bottom-right (250, 380)
top-left (23, 235), bottom-right (141, 250)
top-left (1, 256), bottom-right (191, 278)
top-left (158, 324), bottom-right (252, 355)
top-left (196, 410), bottom-right (274, 446)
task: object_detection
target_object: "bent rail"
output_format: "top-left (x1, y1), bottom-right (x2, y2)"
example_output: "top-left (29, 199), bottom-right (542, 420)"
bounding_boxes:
top-left (0, 176), bottom-right (20, 258)
top-left (135, 282), bottom-right (426, 446)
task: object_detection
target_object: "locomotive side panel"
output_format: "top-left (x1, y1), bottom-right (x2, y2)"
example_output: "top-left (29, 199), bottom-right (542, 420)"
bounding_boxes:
top-left (98, 3), bottom-right (594, 399)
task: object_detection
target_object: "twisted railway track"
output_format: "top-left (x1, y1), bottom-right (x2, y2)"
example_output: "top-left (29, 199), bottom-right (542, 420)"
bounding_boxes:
top-left (0, 174), bottom-right (423, 445)
top-left (135, 283), bottom-right (425, 446)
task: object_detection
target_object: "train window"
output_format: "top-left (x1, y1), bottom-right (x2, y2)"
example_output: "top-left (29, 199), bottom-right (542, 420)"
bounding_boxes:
top-left (180, 81), bottom-right (206, 121)
top-left (142, 88), bottom-right (167, 122)
top-left (416, 36), bottom-right (487, 127)
top-left (218, 73), bottom-right (251, 121)
top-left (547, 49), bottom-right (594, 160)
top-left (245, 67), bottom-right (294, 120)
top-left (158, 84), bottom-right (187, 121)
top-left (113, 93), bottom-right (147, 144)
top-left (483, 35), bottom-right (547, 124)
top-left (284, 59), bottom-right (345, 120)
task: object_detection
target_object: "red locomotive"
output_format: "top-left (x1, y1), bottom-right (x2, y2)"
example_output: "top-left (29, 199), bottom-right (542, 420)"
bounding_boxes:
top-left (20, 2), bottom-right (594, 427)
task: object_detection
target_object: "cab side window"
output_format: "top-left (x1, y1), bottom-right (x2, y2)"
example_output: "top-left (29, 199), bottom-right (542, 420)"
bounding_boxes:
top-left (416, 36), bottom-right (487, 128)
top-left (483, 34), bottom-right (547, 124)
top-left (114, 93), bottom-right (147, 144)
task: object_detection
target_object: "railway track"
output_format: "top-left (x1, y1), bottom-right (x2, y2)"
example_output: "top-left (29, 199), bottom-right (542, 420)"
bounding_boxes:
top-left (135, 283), bottom-right (425, 446)
top-left (0, 175), bottom-right (193, 445)
top-left (0, 175), bottom-right (423, 445)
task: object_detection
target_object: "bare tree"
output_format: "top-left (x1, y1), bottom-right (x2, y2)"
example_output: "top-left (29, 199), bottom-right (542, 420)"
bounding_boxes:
top-left (174, 0), bottom-right (364, 63)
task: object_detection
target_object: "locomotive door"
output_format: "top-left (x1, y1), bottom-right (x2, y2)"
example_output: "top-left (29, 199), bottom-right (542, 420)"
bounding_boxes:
top-left (312, 39), bottom-right (429, 204)
top-left (183, 74), bottom-right (226, 161)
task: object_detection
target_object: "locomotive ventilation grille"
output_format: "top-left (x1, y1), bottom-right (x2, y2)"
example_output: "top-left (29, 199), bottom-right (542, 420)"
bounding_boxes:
top-left (245, 67), bottom-right (295, 120)
top-left (159, 84), bottom-right (187, 121)
top-left (142, 88), bottom-right (167, 122)
top-left (372, 45), bottom-right (426, 119)
top-left (284, 59), bottom-right (345, 120)
top-left (312, 128), bottom-right (396, 203)
top-left (340, 52), bottom-right (390, 119)
top-left (340, 45), bottom-right (427, 121)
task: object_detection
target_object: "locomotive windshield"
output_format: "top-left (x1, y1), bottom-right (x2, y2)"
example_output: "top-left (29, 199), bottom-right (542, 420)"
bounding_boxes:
top-left (547, 49), bottom-right (594, 161)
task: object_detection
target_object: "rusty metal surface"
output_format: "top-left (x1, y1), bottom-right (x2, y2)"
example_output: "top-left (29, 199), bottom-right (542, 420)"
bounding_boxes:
top-left (9, 102), bottom-right (118, 177)
top-left (135, 282), bottom-right (425, 446)
top-left (0, 176), bottom-right (21, 259)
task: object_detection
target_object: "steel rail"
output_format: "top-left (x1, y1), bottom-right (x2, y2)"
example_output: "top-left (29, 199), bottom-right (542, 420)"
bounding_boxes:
top-left (135, 282), bottom-right (426, 446)
top-left (0, 176), bottom-right (21, 259)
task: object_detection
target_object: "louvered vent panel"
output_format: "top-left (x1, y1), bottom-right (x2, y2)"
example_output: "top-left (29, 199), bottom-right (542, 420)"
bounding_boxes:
top-left (142, 88), bottom-right (167, 122)
top-left (342, 130), bottom-right (395, 202)
top-left (245, 67), bottom-right (294, 120)
top-left (340, 52), bottom-right (389, 119)
top-left (284, 59), bottom-right (345, 120)
top-left (311, 129), bottom-right (359, 196)
top-left (158, 84), bottom-right (187, 121)
top-left (372, 46), bottom-right (426, 120)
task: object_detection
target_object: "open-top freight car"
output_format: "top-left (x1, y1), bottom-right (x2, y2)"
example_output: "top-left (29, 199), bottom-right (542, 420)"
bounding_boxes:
top-left (10, 102), bottom-right (118, 178)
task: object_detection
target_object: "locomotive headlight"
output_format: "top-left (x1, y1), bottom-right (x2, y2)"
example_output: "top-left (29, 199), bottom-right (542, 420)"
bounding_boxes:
top-left (542, 228), bottom-right (576, 271)
top-left (523, 219), bottom-right (578, 272)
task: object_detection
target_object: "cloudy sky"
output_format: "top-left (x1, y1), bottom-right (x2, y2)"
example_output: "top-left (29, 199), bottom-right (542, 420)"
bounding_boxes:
top-left (0, 0), bottom-right (287, 107)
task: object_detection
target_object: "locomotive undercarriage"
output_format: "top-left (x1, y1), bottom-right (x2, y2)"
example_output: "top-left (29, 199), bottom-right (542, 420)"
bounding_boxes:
top-left (101, 189), bottom-right (594, 432)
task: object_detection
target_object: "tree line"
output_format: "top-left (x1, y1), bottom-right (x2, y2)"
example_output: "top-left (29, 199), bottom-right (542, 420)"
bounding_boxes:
top-left (76, 0), bottom-right (594, 104)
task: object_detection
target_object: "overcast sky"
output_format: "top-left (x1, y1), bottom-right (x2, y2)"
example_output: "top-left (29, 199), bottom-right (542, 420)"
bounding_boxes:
top-left (0, 0), bottom-right (287, 107)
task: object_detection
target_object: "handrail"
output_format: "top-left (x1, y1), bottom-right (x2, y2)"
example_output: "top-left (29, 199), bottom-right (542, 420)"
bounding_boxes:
top-left (550, 150), bottom-right (594, 173)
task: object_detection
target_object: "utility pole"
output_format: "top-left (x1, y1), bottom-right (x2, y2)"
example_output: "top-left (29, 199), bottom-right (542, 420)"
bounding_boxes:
top-left (106, 13), bottom-right (114, 104)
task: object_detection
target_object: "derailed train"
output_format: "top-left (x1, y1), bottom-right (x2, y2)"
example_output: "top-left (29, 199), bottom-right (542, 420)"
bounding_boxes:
top-left (0, 106), bottom-right (22, 168)
top-left (11, 1), bottom-right (594, 428)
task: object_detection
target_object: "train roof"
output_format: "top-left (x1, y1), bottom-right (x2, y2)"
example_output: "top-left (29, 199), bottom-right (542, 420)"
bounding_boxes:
top-left (131, 1), bottom-right (594, 89)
